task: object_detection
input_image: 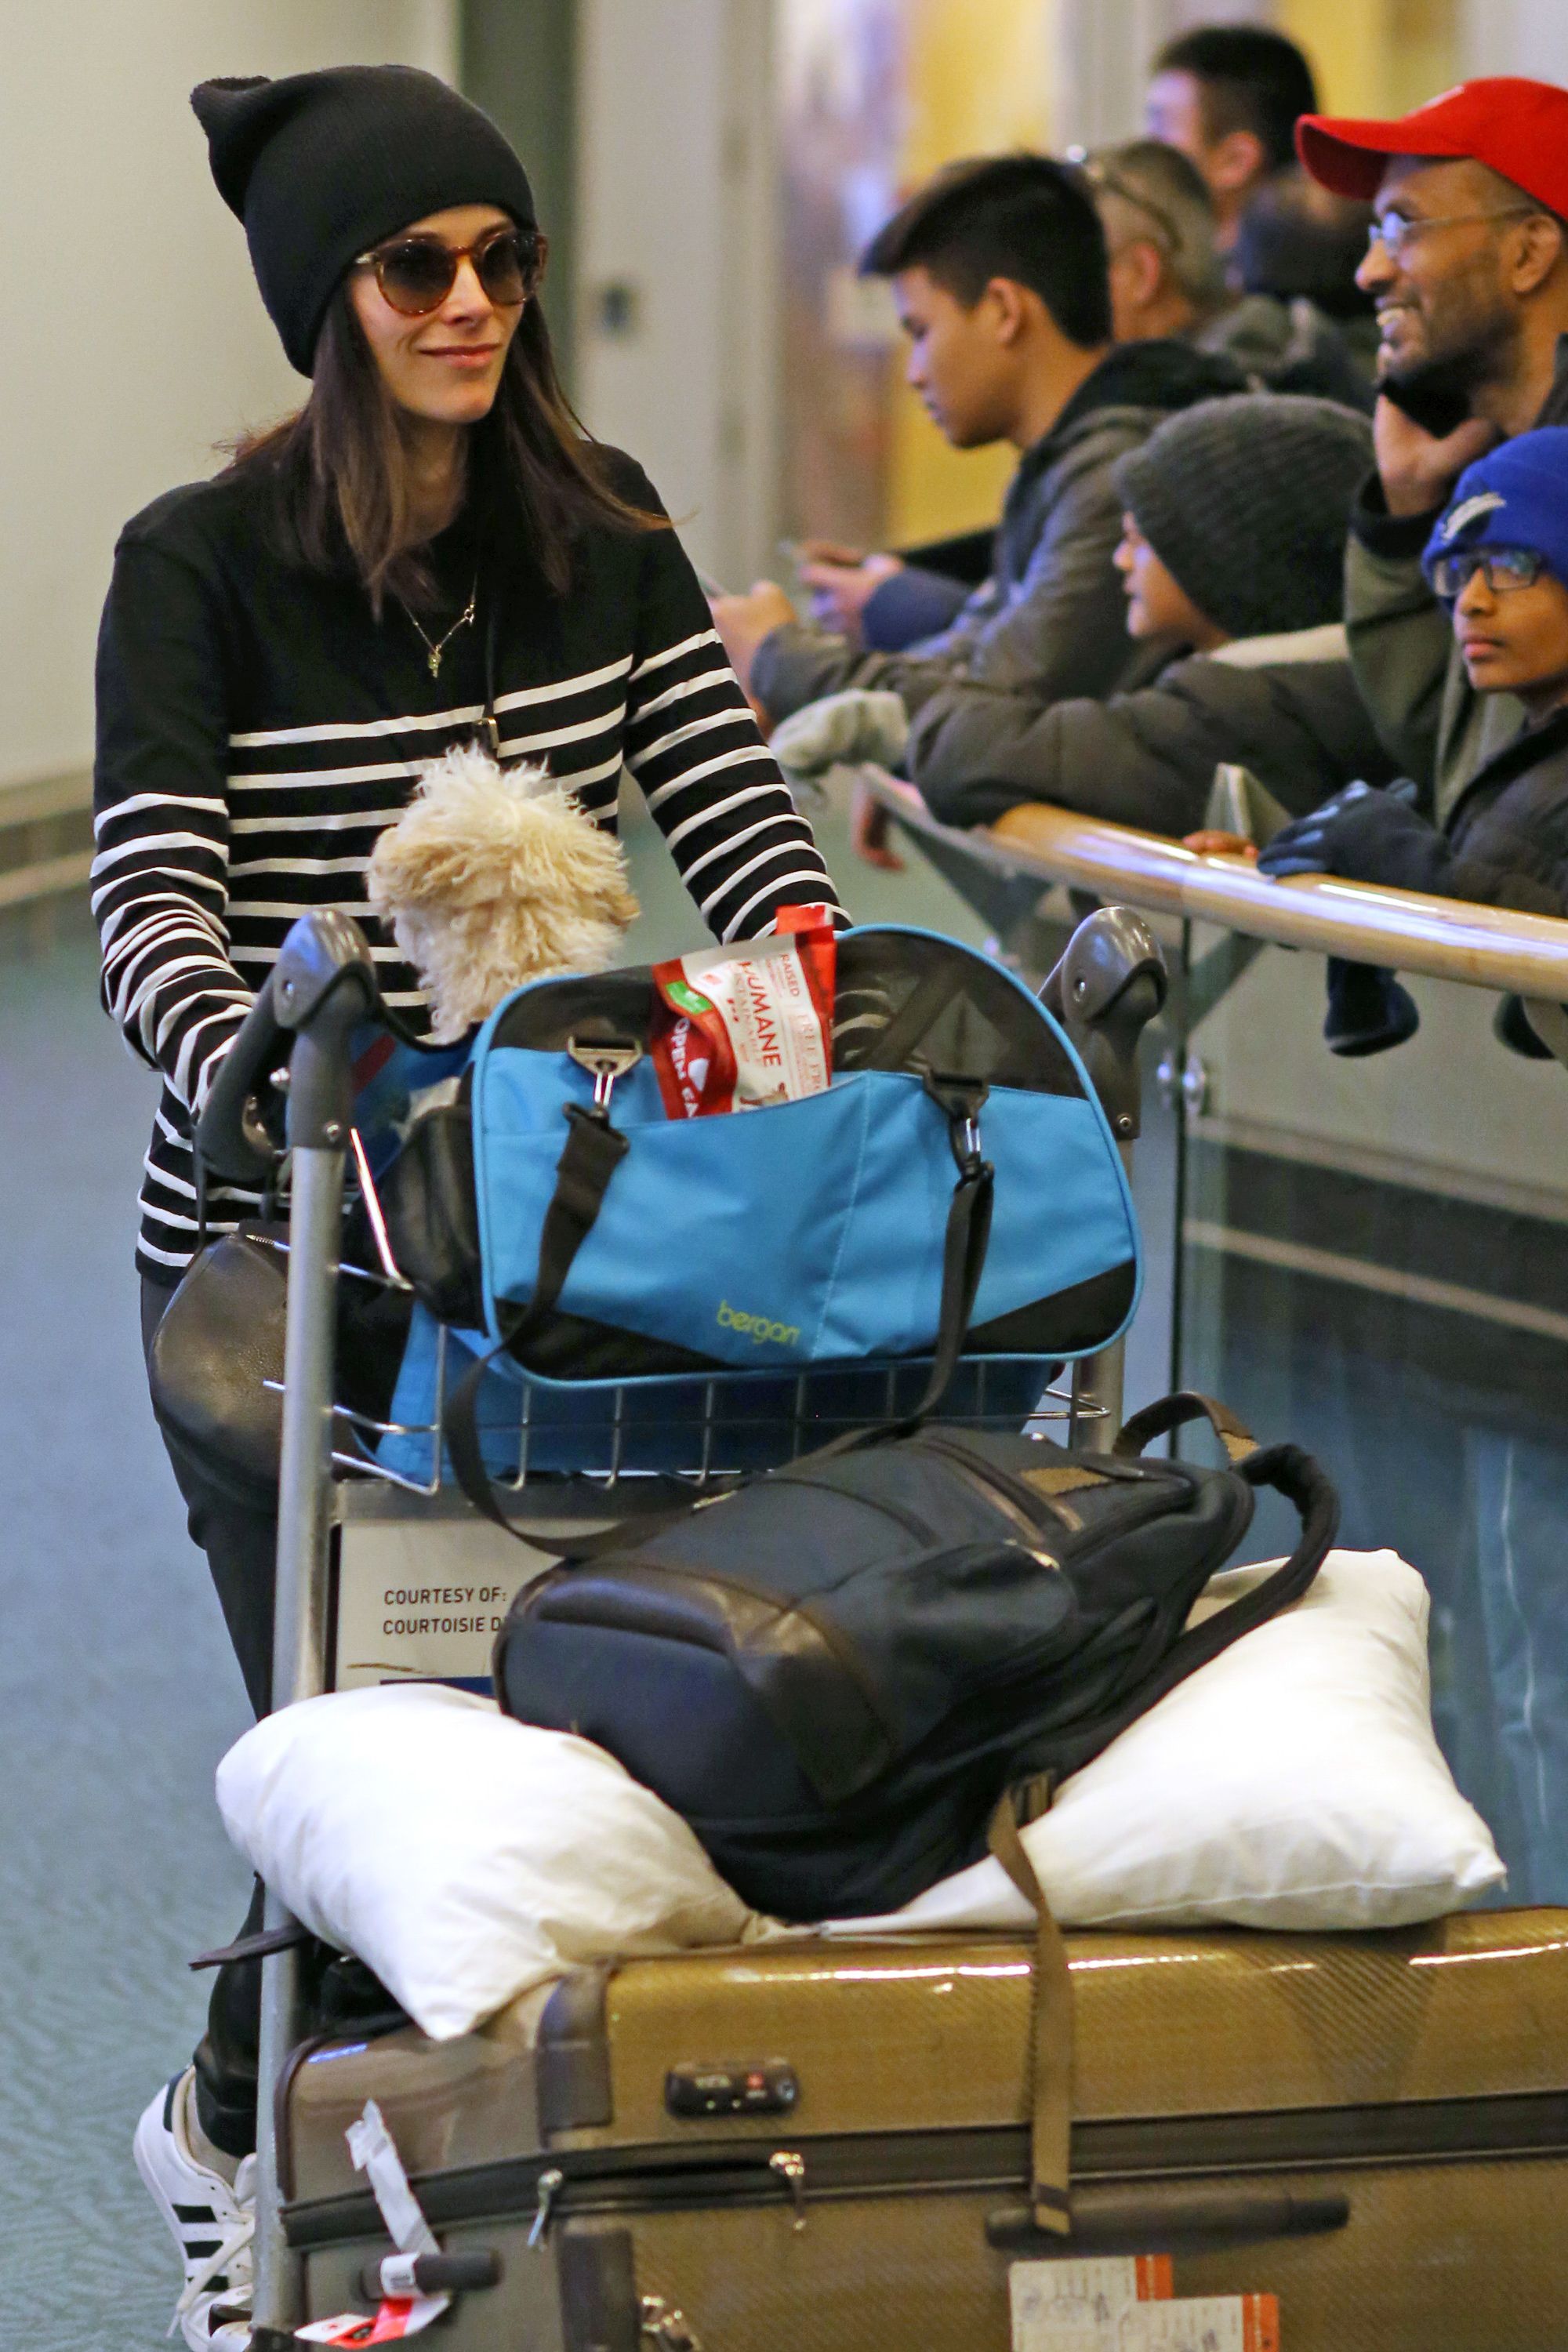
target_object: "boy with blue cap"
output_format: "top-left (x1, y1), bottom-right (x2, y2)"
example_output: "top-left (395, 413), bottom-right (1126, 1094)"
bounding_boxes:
top-left (1235, 427), bottom-right (1568, 1051)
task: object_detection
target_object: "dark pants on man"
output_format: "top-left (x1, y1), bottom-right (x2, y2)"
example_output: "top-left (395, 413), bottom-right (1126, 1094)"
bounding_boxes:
top-left (142, 1279), bottom-right (275, 2160)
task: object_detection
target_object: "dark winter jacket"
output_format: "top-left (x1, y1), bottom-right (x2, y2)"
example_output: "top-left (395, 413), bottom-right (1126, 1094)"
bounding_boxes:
top-left (909, 624), bottom-right (1397, 836)
top-left (1193, 294), bottom-right (1374, 413)
top-left (752, 339), bottom-right (1247, 725)
top-left (1345, 338), bottom-right (1568, 826)
top-left (1335, 706), bottom-right (1568, 917)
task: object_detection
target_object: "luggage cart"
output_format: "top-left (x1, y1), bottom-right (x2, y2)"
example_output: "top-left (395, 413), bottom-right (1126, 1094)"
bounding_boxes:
top-left (192, 903), bottom-right (1167, 2347)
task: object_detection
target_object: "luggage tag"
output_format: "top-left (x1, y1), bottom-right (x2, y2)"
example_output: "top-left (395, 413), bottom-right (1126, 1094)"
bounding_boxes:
top-left (1011, 2279), bottom-right (1277, 2352)
top-left (295, 2100), bottom-right (452, 2343)
top-left (1117, 2298), bottom-right (1278, 2352)
top-left (1011, 2256), bottom-right (1172, 2351)
top-left (296, 2311), bottom-right (418, 2347)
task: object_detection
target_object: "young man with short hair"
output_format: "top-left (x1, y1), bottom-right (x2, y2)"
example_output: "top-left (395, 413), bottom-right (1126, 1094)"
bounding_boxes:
top-left (1298, 78), bottom-right (1568, 827)
top-left (1146, 24), bottom-right (1318, 254)
top-left (711, 153), bottom-right (1241, 731)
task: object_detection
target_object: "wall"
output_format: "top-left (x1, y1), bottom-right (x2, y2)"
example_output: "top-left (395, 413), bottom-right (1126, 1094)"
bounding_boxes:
top-left (882, 0), bottom-right (1055, 547)
top-left (872, 0), bottom-right (1277, 548)
top-left (1276, 0), bottom-right (1461, 114)
top-left (0, 0), bottom-right (456, 797)
top-left (1459, 0), bottom-right (1568, 79)
top-left (573, 0), bottom-right (779, 586)
top-left (460, 0), bottom-right (579, 380)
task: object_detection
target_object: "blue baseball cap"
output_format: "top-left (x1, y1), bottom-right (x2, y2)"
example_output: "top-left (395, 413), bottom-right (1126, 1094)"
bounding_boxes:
top-left (1424, 428), bottom-right (1568, 596)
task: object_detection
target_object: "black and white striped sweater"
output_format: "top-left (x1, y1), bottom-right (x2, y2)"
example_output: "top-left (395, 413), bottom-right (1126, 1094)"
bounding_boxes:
top-left (94, 450), bottom-right (844, 1278)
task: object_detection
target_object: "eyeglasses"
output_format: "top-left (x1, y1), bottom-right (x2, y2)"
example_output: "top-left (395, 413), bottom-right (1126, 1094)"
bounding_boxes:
top-left (353, 225), bottom-right (539, 318)
top-left (1428, 545), bottom-right (1546, 599)
top-left (1367, 204), bottom-right (1537, 260)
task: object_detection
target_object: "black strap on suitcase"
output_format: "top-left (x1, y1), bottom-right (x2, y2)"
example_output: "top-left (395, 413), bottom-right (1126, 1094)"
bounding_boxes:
top-left (985, 1391), bottom-right (1338, 2241)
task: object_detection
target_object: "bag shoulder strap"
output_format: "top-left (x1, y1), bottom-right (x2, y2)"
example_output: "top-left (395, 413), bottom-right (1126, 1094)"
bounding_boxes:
top-left (988, 1785), bottom-right (1073, 2239)
top-left (987, 1397), bottom-right (1338, 2240)
top-left (1089, 1389), bottom-right (1339, 1744)
top-left (444, 1100), bottom-right (628, 1537)
top-left (1113, 1388), bottom-right (1257, 1465)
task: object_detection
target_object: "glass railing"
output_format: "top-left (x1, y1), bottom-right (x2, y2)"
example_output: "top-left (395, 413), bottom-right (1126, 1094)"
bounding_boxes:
top-left (861, 768), bottom-right (1568, 1911)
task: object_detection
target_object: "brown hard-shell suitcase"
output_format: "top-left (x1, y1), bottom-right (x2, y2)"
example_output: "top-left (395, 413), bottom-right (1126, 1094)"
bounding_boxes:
top-left (283, 1906), bottom-right (1568, 2350)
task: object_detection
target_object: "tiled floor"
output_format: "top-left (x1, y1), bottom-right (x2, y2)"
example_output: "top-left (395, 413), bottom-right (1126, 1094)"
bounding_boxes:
top-left (1, 898), bottom-right (255, 2350)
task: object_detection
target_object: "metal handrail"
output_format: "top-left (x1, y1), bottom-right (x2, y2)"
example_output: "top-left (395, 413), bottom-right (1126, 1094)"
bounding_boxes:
top-left (857, 768), bottom-right (1568, 1004)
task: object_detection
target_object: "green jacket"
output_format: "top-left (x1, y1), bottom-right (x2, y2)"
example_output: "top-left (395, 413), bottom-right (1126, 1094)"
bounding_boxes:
top-left (1345, 342), bottom-right (1568, 826)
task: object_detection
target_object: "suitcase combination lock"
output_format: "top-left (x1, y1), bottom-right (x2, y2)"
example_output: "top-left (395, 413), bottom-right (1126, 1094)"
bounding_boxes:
top-left (664, 2060), bottom-right (799, 2118)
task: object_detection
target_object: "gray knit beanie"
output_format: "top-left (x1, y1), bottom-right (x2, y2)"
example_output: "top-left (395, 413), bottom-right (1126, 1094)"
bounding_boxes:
top-left (1112, 394), bottom-right (1372, 641)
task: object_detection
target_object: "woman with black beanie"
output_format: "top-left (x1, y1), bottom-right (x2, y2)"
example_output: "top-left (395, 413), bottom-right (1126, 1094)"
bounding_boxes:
top-left (100, 65), bottom-right (841, 2348)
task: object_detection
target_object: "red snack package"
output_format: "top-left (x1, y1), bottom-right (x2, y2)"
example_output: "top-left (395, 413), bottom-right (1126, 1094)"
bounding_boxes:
top-left (650, 905), bottom-right (837, 1119)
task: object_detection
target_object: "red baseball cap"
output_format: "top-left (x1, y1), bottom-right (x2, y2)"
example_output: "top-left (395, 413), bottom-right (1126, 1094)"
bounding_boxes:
top-left (1297, 77), bottom-right (1568, 216)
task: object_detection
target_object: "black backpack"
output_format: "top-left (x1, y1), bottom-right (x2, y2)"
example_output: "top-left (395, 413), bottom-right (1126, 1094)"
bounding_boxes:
top-left (495, 1392), bottom-right (1338, 1922)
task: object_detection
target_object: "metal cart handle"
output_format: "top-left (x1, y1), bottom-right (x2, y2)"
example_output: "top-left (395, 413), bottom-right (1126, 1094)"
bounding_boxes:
top-left (195, 909), bottom-right (381, 1182)
top-left (1040, 904), bottom-right (1167, 1145)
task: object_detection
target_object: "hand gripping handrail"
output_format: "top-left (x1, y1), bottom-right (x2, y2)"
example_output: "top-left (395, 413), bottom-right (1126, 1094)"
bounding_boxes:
top-left (856, 768), bottom-right (1568, 1006)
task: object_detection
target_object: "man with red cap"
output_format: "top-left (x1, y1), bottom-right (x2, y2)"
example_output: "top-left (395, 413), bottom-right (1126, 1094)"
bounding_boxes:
top-left (1298, 78), bottom-right (1568, 826)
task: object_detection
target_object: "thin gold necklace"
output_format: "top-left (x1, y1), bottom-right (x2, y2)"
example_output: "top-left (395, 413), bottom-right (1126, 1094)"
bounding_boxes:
top-left (399, 575), bottom-right (477, 678)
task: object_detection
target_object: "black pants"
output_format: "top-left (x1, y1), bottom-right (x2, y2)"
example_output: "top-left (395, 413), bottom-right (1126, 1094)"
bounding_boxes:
top-left (141, 1279), bottom-right (275, 2160)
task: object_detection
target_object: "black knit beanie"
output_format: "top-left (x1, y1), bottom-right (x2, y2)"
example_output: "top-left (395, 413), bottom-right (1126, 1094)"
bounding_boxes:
top-left (1112, 394), bottom-right (1372, 641)
top-left (192, 67), bottom-right (536, 376)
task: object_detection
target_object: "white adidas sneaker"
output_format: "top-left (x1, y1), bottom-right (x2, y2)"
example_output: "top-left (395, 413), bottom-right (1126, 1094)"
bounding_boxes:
top-left (133, 2069), bottom-right (256, 2349)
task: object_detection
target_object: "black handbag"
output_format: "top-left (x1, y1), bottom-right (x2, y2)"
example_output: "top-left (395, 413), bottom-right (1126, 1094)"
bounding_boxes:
top-left (147, 1221), bottom-right (412, 1501)
top-left (495, 1392), bottom-right (1338, 1922)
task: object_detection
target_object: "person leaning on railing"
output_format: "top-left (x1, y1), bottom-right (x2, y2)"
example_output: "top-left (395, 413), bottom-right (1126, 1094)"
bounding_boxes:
top-left (902, 391), bottom-right (1392, 840)
top-left (1083, 139), bottom-right (1371, 412)
top-left (1194, 430), bottom-right (1568, 1058)
top-left (1296, 78), bottom-right (1568, 827)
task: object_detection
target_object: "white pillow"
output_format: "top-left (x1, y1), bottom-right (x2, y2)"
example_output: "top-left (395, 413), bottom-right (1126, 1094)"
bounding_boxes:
top-left (216, 1685), bottom-right (751, 2040)
top-left (825, 1549), bottom-right (1504, 1936)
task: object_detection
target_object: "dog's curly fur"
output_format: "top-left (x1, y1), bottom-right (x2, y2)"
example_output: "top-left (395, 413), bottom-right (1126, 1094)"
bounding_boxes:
top-left (367, 745), bottom-right (639, 1040)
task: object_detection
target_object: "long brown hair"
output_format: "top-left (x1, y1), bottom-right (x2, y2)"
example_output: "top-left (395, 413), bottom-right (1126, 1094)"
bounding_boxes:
top-left (232, 252), bottom-right (663, 612)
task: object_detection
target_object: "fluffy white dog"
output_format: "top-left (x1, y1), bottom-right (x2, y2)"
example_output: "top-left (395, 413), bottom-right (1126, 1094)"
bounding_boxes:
top-left (367, 744), bottom-right (639, 1041)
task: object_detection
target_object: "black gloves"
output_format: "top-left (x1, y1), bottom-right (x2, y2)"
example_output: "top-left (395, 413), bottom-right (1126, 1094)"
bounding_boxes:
top-left (1258, 780), bottom-right (1441, 1058)
top-left (1258, 779), bottom-right (1452, 894)
top-left (1322, 957), bottom-right (1420, 1058)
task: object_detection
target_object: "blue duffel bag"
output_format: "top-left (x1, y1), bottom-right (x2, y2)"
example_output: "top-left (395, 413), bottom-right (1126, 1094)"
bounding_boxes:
top-left (376, 926), bottom-right (1141, 1496)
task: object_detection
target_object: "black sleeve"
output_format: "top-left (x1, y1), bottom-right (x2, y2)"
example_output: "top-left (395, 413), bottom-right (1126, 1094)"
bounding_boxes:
top-left (1440, 856), bottom-right (1568, 916)
top-left (93, 532), bottom-right (250, 1111)
top-left (1443, 804), bottom-right (1568, 918)
top-left (617, 470), bottom-right (847, 938)
top-left (909, 655), bottom-right (1395, 835)
top-left (892, 528), bottom-right (995, 586)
